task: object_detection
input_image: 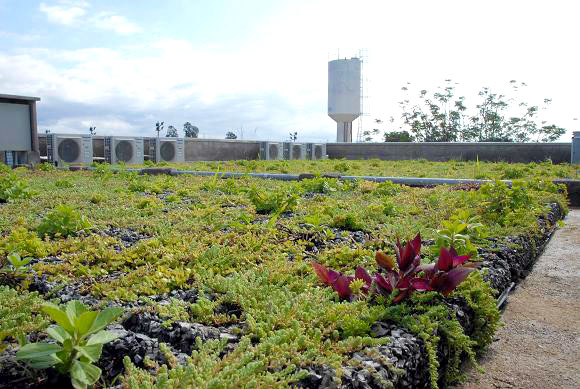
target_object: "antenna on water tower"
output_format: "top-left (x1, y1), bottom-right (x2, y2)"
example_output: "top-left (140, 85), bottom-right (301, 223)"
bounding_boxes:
top-left (356, 49), bottom-right (369, 143)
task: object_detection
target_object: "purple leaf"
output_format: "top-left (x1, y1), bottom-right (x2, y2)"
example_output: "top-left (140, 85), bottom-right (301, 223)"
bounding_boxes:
top-left (410, 233), bottom-right (422, 256)
top-left (452, 254), bottom-right (471, 267)
top-left (311, 262), bottom-right (340, 286)
top-left (439, 267), bottom-right (474, 295)
top-left (375, 252), bottom-right (396, 272)
top-left (436, 247), bottom-right (454, 272)
top-left (332, 275), bottom-right (353, 300)
top-left (374, 273), bottom-right (393, 295)
top-left (410, 277), bottom-right (432, 291)
top-left (416, 263), bottom-right (436, 277)
top-left (355, 266), bottom-right (372, 286)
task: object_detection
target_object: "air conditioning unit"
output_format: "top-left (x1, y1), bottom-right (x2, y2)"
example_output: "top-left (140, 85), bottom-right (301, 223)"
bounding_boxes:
top-left (284, 143), bottom-right (306, 160)
top-left (259, 142), bottom-right (283, 160)
top-left (157, 138), bottom-right (185, 163)
top-left (143, 138), bottom-right (157, 162)
top-left (105, 137), bottom-right (144, 164)
top-left (307, 143), bottom-right (327, 160)
top-left (47, 134), bottom-right (93, 165)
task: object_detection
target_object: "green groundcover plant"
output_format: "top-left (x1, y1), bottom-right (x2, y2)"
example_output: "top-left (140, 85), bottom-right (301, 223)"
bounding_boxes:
top-left (0, 163), bottom-right (567, 388)
top-left (16, 301), bottom-right (123, 389)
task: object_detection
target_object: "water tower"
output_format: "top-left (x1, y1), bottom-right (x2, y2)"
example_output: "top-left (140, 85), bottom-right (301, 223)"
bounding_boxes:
top-left (328, 58), bottom-right (361, 142)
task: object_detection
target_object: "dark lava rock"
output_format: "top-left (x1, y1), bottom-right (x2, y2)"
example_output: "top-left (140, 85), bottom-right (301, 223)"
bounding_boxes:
top-left (295, 323), bottom-right (430, 389)
top-left (102, 227), bottom-right (150, 249)
top-left (0, 347), bottom-right (70, 389)
top-left (122, 312), bottom-right (242, 355)
top-left (99, 324), bottom-right (188, 382)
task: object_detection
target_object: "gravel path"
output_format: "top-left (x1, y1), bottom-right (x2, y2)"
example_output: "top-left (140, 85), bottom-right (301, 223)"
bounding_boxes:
top-left (461, 208), bottom-right (580, 389)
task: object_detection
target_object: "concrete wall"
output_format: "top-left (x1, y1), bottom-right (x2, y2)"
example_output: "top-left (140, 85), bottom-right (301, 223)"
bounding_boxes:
top-left (327, 142), bottom-right (572, 163)
top-left (184, 139), bottom-right (260, 161)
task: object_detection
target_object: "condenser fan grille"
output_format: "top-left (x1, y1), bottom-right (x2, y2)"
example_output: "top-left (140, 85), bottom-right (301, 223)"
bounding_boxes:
top-left (269, 144), bottom-right (279, 159)
top-left (160, 142), bottom-right (176, 161)
top-left (292, 145), bottom-right (302, 159)
top-left (115, 140), bottom-right (134, 162)
top-left (57, 139), bottom-right (80, 163)
top-left (314, 145), bottom-right (323, 159)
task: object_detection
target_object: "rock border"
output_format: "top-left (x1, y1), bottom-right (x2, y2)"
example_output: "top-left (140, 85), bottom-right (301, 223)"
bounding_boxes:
top-left (296, 202), bottom-right (564, 389)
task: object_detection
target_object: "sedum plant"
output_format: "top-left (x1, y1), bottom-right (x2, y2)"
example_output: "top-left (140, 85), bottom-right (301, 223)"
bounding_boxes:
top-left (36, 205), bottom-right (92, 238)
top-left (16, 301), bottom-right (123, 389)
top-left (0, 286), bottom-right (48, 353)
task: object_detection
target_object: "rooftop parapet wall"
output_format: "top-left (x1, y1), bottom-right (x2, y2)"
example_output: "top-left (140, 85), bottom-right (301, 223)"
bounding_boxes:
top-left (184, 139), bottom-right (260, 161)
top-left (326, 142), bottom-right (572, 163)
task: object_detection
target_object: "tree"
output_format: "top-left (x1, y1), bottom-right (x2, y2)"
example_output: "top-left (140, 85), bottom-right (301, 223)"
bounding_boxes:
top-left (166, 125), bottom-right (178, 137)
top-left (289, 131), bottom-right (298, 142)
top-left (225, 131), bottom-right (237, 139)
top-left (383, 131), bottom-right (414, 142)
top-left (398, 80), bottom-right (565, 143)
top-left (183, 122), bottom-right (199, 138)
top-left (89, 126), bottom-right (96, 135)
top-left (362, 128), bottom-right (379, 142)
top-left (155, 121), bottom-right (164, 138)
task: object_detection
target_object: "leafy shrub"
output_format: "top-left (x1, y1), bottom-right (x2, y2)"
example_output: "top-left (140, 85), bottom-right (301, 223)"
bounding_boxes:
top-left (89, 193), bottom-right (106, 204)
top-left (136, 197), bottom-right (161, 209)
top-left (55, 179), bottom-right (74, 188)
top-left (248, 189), bottom-right (298, 214)
top-left (93, 164), bottom-right (113, 180)
top-left (478, 180), bottom-right (531, 224)
top-left (375, 181), bottom-right (401, 196)
top-left (334, 161), bottom-right (351, 173)
top-left (0, 286), bottom-right (48, 352)
top-left (37, 205), bottom-right (92, 238)
top-left (382, 199), bottom-right (398, 216)
top-left (435, 210), bottom-right (483, 257)
top-left (0, 173), bottom-right (34, 202)
top-left (37, 163), bottom-right (56, 172)
top-left (300, 178), bottom-right (340, 194)
top-left (16, 301), bottom-right (123, 389)
top-left (0, 227), bottom-right (47, 258)
top-left (312, 234), bottom-right (475, 303)
top-left (501, 167), bottom-right (525, 179)
top-left (128, 179), bottom-right (148, 193)
top-left (5, 253), bottom-right (32, 273)
top-left (330, 212), bottom-right (364, 231)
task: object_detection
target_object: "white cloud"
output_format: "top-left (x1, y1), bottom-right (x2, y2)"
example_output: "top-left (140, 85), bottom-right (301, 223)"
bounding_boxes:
top-left (92, 13), bottom-right (142, 35)
top-left (5, 0), bottom-right (579, 142)
top-left (39, 1), bottom-right (87, 25)
top-left (38, 1), bottom-right (141, 36)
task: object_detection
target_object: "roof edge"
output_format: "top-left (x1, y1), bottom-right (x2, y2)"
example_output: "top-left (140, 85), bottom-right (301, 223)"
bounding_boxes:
top-left (0, 93), bottom-right (41, 102)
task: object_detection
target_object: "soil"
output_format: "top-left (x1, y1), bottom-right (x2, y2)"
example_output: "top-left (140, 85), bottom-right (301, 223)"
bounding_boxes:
top-left (460, 208), bottom-right (580, 389)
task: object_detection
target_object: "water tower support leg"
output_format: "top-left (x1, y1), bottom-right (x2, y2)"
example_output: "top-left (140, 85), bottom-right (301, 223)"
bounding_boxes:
top-left (336, 122), bottom-right (353, 143)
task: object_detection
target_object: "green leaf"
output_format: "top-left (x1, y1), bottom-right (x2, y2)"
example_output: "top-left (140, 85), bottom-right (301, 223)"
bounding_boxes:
top-left (75, 344), bottom-right (103, 363)
top-left (71, 378), bottom-right (87, 389)
top-left (71, 360), bottom-right (101, 386)
top-left (76, 311), bottom-right (98, 337)
top-left (16, 343), bottom-right (62, 361)
top-left (86, 307), bottom-right (123, 335)
top-left (86, 330), bottom-right (120, 346)
top-left (66, 301), bottom-right (89, 327)
top-left (26, 354), bottom-right (62, 369)
top-left (47, 325), bottom-right (71, 344)
top-left (42, 303), bottom-right (74, 334)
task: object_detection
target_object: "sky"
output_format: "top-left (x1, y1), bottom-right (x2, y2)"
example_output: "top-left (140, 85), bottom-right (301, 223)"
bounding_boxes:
top-left (0, 0), bottom-right (578, 142)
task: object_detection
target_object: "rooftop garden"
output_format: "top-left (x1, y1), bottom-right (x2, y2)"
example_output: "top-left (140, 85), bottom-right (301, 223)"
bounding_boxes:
top-left (0, 161), bottom-right (569, 388)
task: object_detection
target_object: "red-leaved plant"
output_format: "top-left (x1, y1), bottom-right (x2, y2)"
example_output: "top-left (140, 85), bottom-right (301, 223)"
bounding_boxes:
top-left (311, 233), bottom-right (476, 303)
